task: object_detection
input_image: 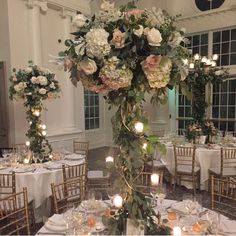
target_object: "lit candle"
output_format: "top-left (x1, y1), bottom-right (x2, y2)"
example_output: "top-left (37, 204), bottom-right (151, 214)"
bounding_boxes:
top-left (134, 122), bottom-right (144, 133)
top-left (143, 143), bottom-right (147, 150)
top-left (194, 53), bottom-right (200, 60)
top-left (23, 158), bottom-right (30, 164)
top-left (49, 154), bottom-right (53, 159)
top-left (41, 124), bottom-right (46, 130)
top-left (113, 194), bottom-right (123, 208)
top-left (42, 130), bottom-right (47, 136)
top-left (189, 63), bottom-right (194, 69)
top-left (212, 54), bottom-right (218, 61)
top-left (201, 56), bottom-right (207, 63)
top-left (33, 110), bottom-right (40, 117)
top-left (151, 173), bottom-right (159, 186)
top-left (25, 141), bottom-right (30, 147)
top-left (106, 156), bottom-right (114, 163)
top-left (173, 226), bottom-right (181, 236)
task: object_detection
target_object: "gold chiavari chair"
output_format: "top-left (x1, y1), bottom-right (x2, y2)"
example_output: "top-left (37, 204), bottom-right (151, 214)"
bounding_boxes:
top-left (87, 171), bottom-right (111, 192)
top-left (0, 172), bottom-right (16, 196)
top-left (0, 172), bottom-right (35, 232)
top-left (51, 179), bottom-right (84, 214)
top-left (62, 163), bottom-right (86, 197)
top-left (173, 145), bottom-right (200, 195)
top-left (211, 176), bottom-right (236, 219)
top-left (73, 141), bottom-right (89, 162)
top-left (136, 171), bottom-right (164, 196)
top-left (0, 188), bottom-right (30, 235)
top-left (209, 147), bottom-right (236, 182)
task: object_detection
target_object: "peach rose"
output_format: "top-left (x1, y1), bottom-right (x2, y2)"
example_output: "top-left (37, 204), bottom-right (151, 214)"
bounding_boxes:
top-left (126, 9), bottom-right (144, 19)
top-left (112, 29), bottom-right (125, 49)
top-left (141, 55), bottom-right (162, 72)
top-left (78, 59), bottom-right (97, 75)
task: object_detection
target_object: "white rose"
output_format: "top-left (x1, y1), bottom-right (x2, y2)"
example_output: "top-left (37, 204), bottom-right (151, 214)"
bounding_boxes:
top-left (14, 84), bottom-right (20, 92)
top-left (101, 0), bottom-right (115, 10)
top-left (25, 67), bottom-right (32, 73)
top-left (168, 32), bottom-right (184, 47)
top-left (72, 14), bottom-right (88, 28)
top-left (37, 76), bottom-right (48, 86)
top-left (39, 88), bottom-right (47, 95)
top-left (134, 25), bottom-right (144, 37)
top-left (78, 59), bottom-right (97, 75)
top-left (215, 70), bottom-right (224, 76)
top-left (31, 76), bottom-right (38, 84)
top-left (49, 82), bottom-right (56, 89)
top-left (146, 28), bottom-right (162, 46)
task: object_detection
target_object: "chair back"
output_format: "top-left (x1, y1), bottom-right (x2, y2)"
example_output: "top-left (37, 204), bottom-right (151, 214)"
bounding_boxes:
top-left (0, 188), bottom-right (30, 235)
top-left (174, 146), bottom-right (196, 175)
top-left (51, 179), bottom-right (84, 214)
top-left (211, 176), bottom-right (236, 219)
top-left (136, 171), bottom-right (163, 195)
top-left (0, 172), bottom-right (16, 196)
top-left (221, 148), bottom-right (236, 176)
top-left (73, 141), bottom-right (89, 160)
top-left (62, 163), bottom-right (86, 196)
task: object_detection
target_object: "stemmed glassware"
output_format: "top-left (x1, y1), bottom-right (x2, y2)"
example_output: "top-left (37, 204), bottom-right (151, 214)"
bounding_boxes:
top-left (156, 184), bottom-right (167, 213)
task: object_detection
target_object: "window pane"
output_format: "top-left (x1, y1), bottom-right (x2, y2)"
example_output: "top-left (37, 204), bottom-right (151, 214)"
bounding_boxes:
top-left (179, 107), bottom-right (184, 117)
top-left (95, 107), bottom-right (99, 117)
top-left (230, 54), bottom-right (236, 65)
top-left (193, 35), bottom-right (200, 46)
top-left (231, 42), bottom-right (236, 53)
top-left (228, 94), bottom-right (235, 105)
top-left (179, 120), bottom-right (184, 129)
top-left (213, 43), bottom-right (220, 54)
top-left (220, 122), bottom-right (226, 131)
top-left (192, 46), bottom-right (199, 55)
top-left (221, 54), bottom-right (229, 66)
top-left (212, 107), bottom-right (219, 118)
top-left (222, 30), bottom-right (230, 41)
top-left (85, 107), bottom-right (89, 117)
top-left (228, 122), bottom-right (235, 131)
top-left (201, 34), bottom-right (208, 44)
top-left (228, 107), bottom-right (235, 118)
top-left (200, 46), bottom-right (208, 56)
top-left (220, 94), bottom-right (227, 105)
top-left (220, 106), bottom-right (227, 118)
top-left (221, 42), bottom-right (229, 54)
top-left (229, 80), bottom-right (236, 93)
top-left (94, 118), bottom-right (99, 129)
top-left (85, 119), bottom-right (90, 130)
top-left (213, 32), bottom-right (221, 43)
top-left (231, 29), bottom-right (236, 40)
top-left (213, 94), bottom-right (219, 104)
top-left (185, 107), bottom-right (191, 117)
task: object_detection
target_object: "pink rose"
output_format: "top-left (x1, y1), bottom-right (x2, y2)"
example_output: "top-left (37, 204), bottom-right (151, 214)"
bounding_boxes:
top-left (112, 29), bottom-right (126, 48)
top-left (126, 9), bottom-right (144, 19)
top-left (78, 59), bottom-right (97, 75)
top-left (141, 55), bottom-right (162, 72)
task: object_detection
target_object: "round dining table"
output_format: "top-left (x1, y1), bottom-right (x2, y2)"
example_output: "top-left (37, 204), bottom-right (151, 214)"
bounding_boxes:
top-left (0, 153), bottom-right (85, 221)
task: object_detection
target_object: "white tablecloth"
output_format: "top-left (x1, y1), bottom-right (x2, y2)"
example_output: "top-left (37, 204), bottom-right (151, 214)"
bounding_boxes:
top-left (154, 145), bottom-right (222, 190)
top-left (0, 155), bottom-right (85, 220)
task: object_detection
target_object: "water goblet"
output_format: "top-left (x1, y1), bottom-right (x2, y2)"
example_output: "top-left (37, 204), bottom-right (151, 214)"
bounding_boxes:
top-left (156, 184), bottom-right (167, 213)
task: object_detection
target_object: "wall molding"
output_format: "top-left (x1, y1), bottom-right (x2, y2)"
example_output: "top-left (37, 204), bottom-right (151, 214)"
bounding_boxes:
top-left (177, 5), bottom-right (236, 22)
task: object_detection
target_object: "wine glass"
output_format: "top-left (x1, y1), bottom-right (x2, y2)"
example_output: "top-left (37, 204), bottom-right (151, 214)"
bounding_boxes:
top-left (156, 184), bottom-right (167, 213)
top-left (107, 187), bottom-right (115, 204)
top-left (182, 193), bottom-right (194, 215)
top-left (150, 186), bottom-right (157, 207)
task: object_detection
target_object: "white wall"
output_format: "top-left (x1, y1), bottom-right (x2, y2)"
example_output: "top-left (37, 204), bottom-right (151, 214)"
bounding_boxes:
top-left (1, 0), bottom-right (113, 150)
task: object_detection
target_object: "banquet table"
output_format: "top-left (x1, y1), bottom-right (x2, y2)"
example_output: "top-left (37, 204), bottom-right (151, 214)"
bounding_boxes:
top-left (154, 144), bottom-right (223, 190)
top-left (36, 199), bottom-right (236, 235)
top-left (0, 153), bottom-right (85, 220)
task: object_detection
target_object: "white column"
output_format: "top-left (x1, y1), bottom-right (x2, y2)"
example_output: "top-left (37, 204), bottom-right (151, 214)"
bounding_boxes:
top-left (60, 9), bottom-right (77, 131)
top-left (26, 0), bottom-right (47, 65)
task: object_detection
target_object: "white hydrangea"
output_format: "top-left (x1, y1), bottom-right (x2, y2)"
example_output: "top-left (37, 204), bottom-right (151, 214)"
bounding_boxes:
top-left (147, 8), bottom-right (165, 27)
top-left (99, 0), bottom-right (121, 23)
top-left (25, 67), bottom-right (32, 73)
top-left (39, 88), bottom-right (47, 95)
top-left (72, 14), bottom-right (88, 28)
top-left (86, 28), bottom-right (111, 59)
top-left (37, 76), bottom-right (48, 86)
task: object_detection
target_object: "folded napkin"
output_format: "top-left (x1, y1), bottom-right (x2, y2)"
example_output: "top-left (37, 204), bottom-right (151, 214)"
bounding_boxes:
top-left (64, 153), bottom-right (85, 160)
top-left (171, 202), bottom-right (188, 215)
top-left (44, 214), bottom-right (67, 232)
top-left (221, 219), bottom-right (236, 233)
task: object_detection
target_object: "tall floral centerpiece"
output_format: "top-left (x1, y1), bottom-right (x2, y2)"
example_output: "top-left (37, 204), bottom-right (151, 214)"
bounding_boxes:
top-left (9, 62), bottom-right (60, 160)
top-left (182, 54), bottom-right (228, 142)
top-left (57, 0), bottom-right (189, 234)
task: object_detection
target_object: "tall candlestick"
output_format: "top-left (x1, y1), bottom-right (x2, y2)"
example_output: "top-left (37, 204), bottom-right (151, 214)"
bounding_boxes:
top-left (113, 194), bottom-right (123, 208)
top-left (151, 173), bottom-right (159, 186)
top-left (173, 226), bottom-right (181, 236)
